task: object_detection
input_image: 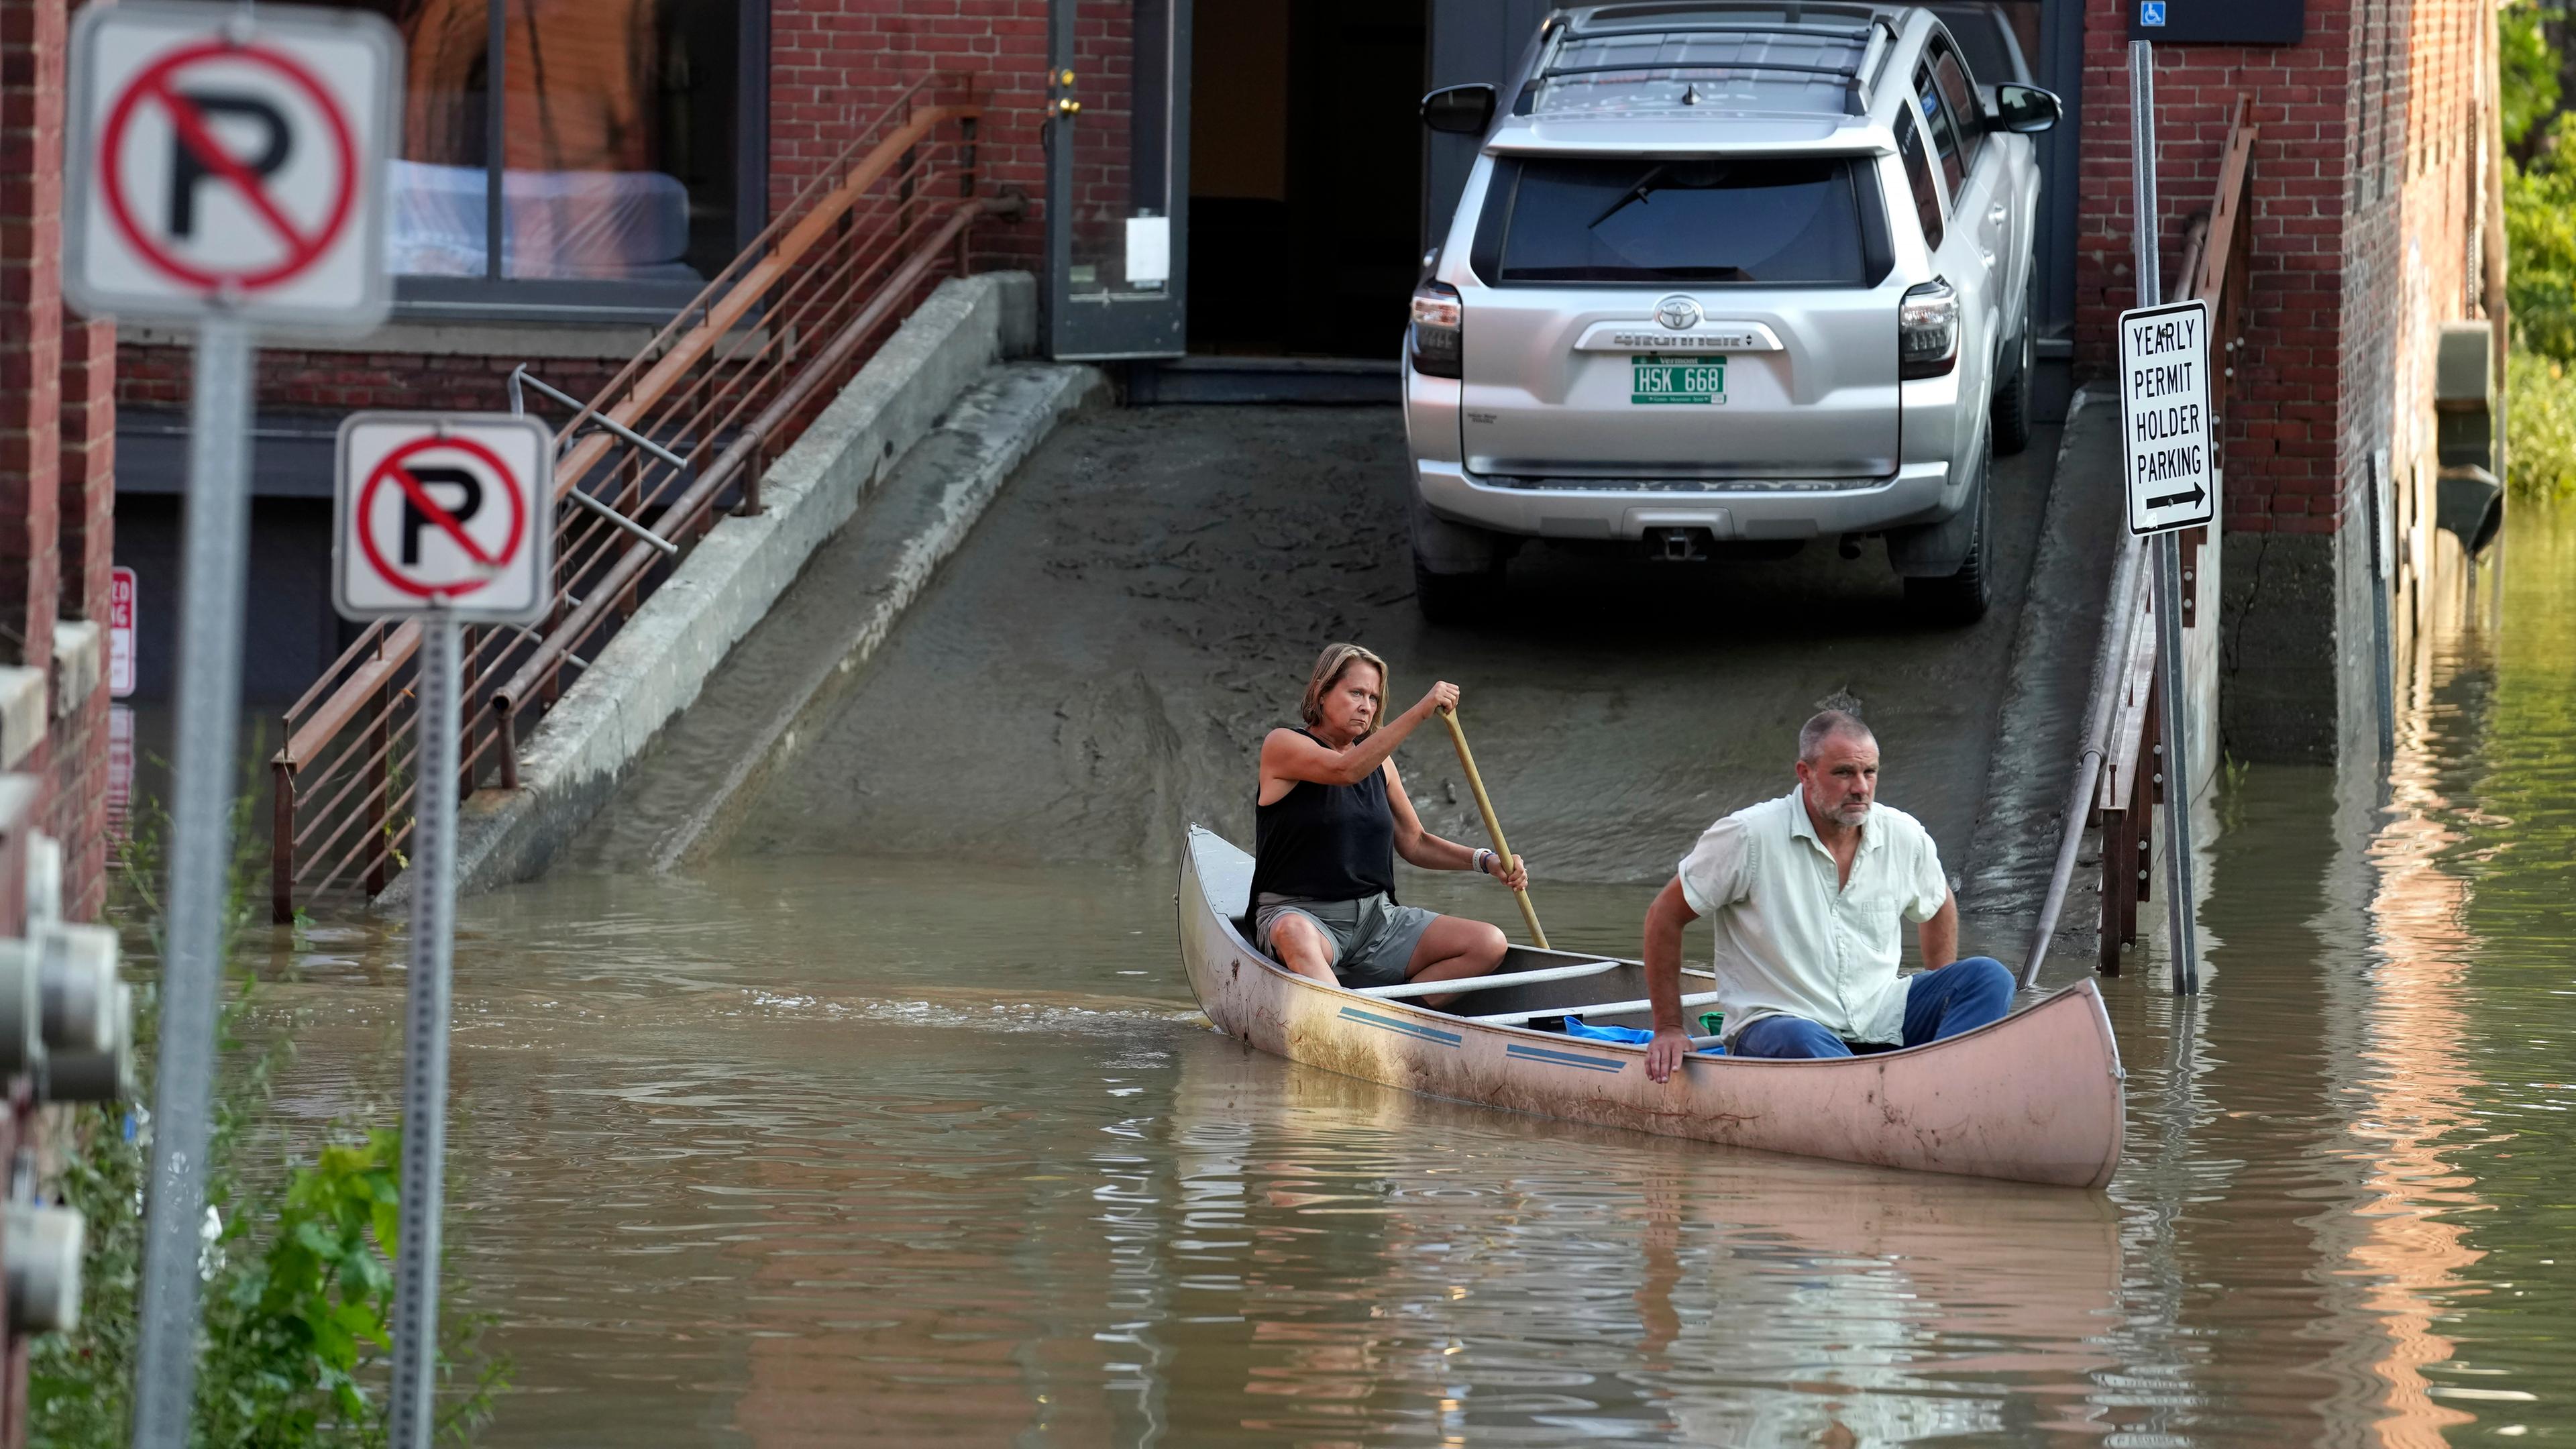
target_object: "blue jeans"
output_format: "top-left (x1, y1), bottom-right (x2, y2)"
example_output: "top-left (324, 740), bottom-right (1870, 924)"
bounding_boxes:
top-left (1730, 957), bottom-right (2015, 1059)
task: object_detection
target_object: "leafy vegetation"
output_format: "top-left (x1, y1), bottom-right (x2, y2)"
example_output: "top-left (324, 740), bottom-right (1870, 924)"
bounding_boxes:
top-left (28, 808), bottom-right (505, 1446)
top-left (2504, 1), bottom-right (2576, 498)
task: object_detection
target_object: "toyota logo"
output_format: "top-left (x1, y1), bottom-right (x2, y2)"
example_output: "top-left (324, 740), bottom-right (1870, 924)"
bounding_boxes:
top-left (1654, 295), bottom-right (1703, 330)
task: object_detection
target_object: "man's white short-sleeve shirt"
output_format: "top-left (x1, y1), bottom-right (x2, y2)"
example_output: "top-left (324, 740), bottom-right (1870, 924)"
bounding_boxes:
top-left (1677, 790), bottom-right (1951, 1045)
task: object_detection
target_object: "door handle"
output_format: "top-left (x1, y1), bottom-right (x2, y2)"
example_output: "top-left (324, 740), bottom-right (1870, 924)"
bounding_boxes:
top-left (1980, 248), bottom-right (1997, 270)
top-left (1988, 204), bottom-right (2008, 227)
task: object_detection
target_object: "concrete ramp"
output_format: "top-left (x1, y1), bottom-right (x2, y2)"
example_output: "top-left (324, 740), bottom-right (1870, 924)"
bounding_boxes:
top-left (571, 402), bottom-right (2103, 894)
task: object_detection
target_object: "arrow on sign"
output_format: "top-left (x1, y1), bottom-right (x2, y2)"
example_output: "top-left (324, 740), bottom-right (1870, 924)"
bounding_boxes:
top-left (2147, 482), bottom-right (2207, 511)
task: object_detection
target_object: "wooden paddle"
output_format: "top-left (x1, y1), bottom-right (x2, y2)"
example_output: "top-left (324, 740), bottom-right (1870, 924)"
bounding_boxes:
top-left (1437, 707), bottom-right (1550, 949)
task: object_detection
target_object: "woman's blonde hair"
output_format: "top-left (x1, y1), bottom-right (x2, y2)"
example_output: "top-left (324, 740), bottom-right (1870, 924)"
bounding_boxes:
top-left (1301, 642), bottom-right (1389, 731)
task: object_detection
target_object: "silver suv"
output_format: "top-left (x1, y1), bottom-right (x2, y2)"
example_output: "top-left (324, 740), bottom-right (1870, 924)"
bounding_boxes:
top-left (1405, 1), bottom-right (2059, 624)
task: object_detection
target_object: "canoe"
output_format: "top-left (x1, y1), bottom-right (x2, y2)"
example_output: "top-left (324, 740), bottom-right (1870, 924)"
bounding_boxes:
top-left (1176, 825), bottom-right (2127, 1189)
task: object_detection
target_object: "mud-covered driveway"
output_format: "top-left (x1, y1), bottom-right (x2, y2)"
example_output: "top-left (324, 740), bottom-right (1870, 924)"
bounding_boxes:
top-left (685, 403), bottom-right (2060, 886)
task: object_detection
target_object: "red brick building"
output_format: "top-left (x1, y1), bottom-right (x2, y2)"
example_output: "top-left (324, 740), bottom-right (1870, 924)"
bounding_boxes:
top-left (2071, 0), bottom-right (2505, 759)
top-left (3, 0), bottom-right (118, 919)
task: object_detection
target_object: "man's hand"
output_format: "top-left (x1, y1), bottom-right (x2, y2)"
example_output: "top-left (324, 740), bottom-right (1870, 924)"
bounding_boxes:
top-left (1644, 1026), bottom-right (1694, 1083)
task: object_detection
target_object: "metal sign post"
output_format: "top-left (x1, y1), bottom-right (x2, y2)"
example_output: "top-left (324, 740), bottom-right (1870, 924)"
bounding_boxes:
top-left (2124, 38), bottom-right (2202, 996)
top-left (388, 606), bottom-right (460, 1447)
top-left (63, 4), bottom-right (400, 1442)
top-left (331, 412), bottom-right (552, 1448)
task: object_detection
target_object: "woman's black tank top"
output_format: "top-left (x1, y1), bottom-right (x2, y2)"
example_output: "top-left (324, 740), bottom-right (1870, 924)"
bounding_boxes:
top-left (1247, 728), bottom-right (1397, 904)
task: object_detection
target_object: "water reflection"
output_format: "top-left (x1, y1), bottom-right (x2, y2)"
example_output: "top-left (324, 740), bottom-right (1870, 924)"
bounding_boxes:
top-left (207, 512), bottom-right (2576, 1444)
top-left (1162, 1042), bottom-right (2122, 1445)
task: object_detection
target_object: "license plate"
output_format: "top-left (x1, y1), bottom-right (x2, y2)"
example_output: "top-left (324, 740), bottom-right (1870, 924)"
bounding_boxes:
top-left (1631, 355), bottom-right (1727, 405)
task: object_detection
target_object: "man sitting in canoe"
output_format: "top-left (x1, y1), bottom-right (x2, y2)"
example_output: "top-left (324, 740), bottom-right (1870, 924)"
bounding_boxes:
top-left (1248, 643), bottom-right (1530, 1006)
top-left (1640, 709), bottom-right (2014, 1081)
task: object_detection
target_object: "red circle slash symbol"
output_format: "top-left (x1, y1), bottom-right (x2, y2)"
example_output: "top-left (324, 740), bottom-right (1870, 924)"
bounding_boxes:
top-left (98, 40), bottom-right (358, 292)
top-left (355, 437), bottom-right (531, 600)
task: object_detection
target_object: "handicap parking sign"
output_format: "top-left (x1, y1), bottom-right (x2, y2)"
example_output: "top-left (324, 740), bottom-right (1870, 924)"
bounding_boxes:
top-left (2139, 1), bottom-right (2166, 23)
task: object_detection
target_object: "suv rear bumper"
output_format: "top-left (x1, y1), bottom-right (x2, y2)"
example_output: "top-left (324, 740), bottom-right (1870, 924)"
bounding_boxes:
top-left (1415, 460), bottom-right (1957, 541)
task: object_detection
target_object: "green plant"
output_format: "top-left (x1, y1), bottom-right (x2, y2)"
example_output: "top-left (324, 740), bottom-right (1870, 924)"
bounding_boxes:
top-left (2508, 350), bottom-right (2576, 500)
top-left (2502, 1), bottom-right (2562, 155)
top-left (28, 797), bottom-right (506, 1446)
top-left (2507, 117), bottom-right (2576, 363)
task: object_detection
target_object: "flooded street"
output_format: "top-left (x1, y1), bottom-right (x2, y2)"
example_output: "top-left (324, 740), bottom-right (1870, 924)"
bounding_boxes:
top-left (223, 506), bottom-right (2576, 1446)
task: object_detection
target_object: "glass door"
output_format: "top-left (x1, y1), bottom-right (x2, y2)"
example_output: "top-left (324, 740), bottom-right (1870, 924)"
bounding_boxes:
top-left (1044, 0), bottom-right (1190, 359)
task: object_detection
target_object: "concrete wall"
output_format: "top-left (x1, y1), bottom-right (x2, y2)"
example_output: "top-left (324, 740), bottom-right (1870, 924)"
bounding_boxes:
top-left (411, 272), bottom-right (1053, 900)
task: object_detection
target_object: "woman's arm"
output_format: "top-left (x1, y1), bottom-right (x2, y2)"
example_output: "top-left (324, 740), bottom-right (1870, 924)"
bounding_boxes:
top-left (1260, 681), bottom-right (1458, 790)
top-left (1387, 762), bottom-right (1529, 889)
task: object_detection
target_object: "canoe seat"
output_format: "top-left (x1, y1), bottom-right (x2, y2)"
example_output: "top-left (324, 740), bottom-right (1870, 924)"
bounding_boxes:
top-left (1352, 958), bottom-right (1621, 1001)
top-left (1469, 990), bottom-right (1723, 1026)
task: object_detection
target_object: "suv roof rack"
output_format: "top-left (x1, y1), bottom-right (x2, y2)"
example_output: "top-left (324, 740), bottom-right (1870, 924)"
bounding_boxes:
top-left (1532, 7), bottom-right (1904, 117)
top-left (1570, 1), bottom-right (1893, 33)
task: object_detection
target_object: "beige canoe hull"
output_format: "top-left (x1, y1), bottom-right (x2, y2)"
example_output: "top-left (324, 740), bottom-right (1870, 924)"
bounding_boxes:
top-left (1177, 825), bottom-right (2127, 1189)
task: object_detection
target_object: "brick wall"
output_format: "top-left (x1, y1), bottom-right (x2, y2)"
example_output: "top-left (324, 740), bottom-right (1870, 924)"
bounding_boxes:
top-left (114, 345), bottom-right (631, 416)
top-left (113, 0), bottom-right (1051, 419)
top-left (771, 0), bottom-right (1052, 276)
top-left (1, 0), bottom-right (66, 678)
top-left (2074, 0), bottom-right (2497, 760)
top-left (2074, 0), bottom-right (2365, 538)
top-left (1, 0), bottom-right (113, 919)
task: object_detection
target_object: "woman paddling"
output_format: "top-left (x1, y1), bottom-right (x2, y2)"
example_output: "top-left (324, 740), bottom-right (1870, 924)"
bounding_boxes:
top-left (1249, 643), bottom-right (1530, 1006)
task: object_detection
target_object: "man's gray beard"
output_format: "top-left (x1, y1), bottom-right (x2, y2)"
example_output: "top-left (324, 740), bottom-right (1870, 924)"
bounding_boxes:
top-left (1832, 804), bottom-right (1870, 826)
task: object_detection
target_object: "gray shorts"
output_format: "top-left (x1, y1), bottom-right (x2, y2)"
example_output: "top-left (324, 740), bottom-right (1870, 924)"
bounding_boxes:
top-left (1254, 892), bottom-right (1440, 989)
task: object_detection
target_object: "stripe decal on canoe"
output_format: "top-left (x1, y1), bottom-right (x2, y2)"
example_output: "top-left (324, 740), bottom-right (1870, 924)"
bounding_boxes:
top-left (1338, 1006), bottom-right (1462, 1046)
top-left (1505, 1042), bottom-right (1627, 1074)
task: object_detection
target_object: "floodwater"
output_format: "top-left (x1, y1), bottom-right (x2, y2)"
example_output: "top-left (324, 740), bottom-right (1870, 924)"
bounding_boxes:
top-left (223, 506), bottom-right (2575, 1446)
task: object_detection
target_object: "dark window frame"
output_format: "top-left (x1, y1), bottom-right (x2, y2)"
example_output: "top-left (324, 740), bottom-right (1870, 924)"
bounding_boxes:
top-left (1895, 106), bottom-right (1945, 248)
top-left (1928, 44), bottom-right (1982, 176)
top-left (1912, 61), bottom-right (1967, 198)
top-left (386, 0), bottom-right (769, 323)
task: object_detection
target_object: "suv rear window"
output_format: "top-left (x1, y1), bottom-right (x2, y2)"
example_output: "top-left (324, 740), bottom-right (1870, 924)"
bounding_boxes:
top-left (1477, 156), bottom-right (1874, 286)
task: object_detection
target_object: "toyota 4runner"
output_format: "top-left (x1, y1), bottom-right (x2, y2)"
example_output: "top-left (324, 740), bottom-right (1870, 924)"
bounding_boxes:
top-left (1405, 1), bottom-right (2060, 624)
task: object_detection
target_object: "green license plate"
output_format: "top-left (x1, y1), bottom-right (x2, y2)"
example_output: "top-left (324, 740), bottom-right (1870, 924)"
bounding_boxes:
top-left (1631, 355), bottom-right (1727, 405)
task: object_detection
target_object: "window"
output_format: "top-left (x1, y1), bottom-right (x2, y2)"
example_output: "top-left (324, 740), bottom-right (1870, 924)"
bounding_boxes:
top-left (1929, 47), bottom-right (1982, 173)
top-left (336, 0), bottom-right (761, 317)
top-left (1913, 64), bottom-right (1966, 197)
top-left (1896, 108), bottom-right (1945, 248)
top-left (1481, 156), bottom-right (1873, 286)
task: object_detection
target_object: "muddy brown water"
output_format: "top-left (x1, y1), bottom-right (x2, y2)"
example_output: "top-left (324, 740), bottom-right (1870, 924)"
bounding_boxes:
top-left (211, 506), bottom-right (2574, 1445)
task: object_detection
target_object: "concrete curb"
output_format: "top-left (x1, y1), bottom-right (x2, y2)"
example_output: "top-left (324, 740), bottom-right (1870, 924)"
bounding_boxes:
top-left (386, 272), bottom-right (1040, 907)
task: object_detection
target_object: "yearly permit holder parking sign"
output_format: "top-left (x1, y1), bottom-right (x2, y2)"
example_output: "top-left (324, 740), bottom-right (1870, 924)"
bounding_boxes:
top-left (64, 0), bottom-right (399, 329)
top-left (2117, 299), bottom-right (2216, 536)
top-left (333, 414), bottom-right (556, 625)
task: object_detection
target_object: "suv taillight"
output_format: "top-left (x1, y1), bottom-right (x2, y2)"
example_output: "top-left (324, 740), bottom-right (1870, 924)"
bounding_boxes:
top-left (1410, 281), bottom-right (1463, 379)
top-left (1899, 278), bottom-right (1960, 380)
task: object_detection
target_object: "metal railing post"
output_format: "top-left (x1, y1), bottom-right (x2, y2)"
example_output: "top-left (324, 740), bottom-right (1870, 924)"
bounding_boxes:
top-left (496, 703), bottom-right (520, 791)
top-left (272, 761), bottom-right (297, 924)
top-left (365, 682), bottom-right (390, 896)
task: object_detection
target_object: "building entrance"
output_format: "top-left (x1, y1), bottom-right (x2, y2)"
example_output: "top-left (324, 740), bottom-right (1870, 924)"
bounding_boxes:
top-left (1185, 1), bottom-right (1426, 358)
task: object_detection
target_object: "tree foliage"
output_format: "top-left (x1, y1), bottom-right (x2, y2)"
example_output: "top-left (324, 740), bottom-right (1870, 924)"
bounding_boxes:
top-left (2504, 2), bottom-right (2576, 496)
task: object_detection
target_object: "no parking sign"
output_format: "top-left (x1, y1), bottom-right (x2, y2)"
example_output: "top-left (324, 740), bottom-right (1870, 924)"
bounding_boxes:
top-left (334, 414), bottom-right (556, 623)
top-left (65, 1), bottom-right (397, 327)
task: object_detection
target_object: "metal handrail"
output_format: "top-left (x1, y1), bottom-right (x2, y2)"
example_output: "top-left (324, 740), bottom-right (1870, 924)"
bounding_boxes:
top-left (2018, 96), bottom-right (2256, 985)
top-left (271, 71), bottom-right (994, 920)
